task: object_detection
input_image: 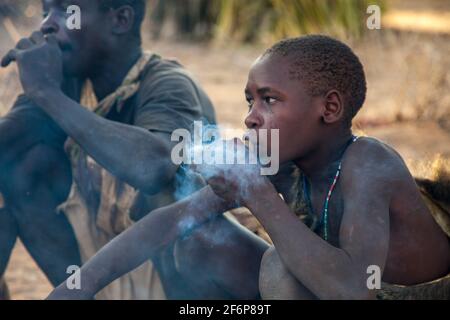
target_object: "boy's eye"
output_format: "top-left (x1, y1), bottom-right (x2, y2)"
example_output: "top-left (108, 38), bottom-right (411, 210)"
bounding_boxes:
top-left (264, 97), bottom-right (277, 104)
top-left (246, 97), bottom-right (254, 108)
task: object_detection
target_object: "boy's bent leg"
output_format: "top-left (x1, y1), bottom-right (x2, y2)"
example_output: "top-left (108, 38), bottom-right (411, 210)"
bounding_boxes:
top-left (259, 247), bottom-right (316, 300)
top-left (173, 214), bottom-right (270, 299)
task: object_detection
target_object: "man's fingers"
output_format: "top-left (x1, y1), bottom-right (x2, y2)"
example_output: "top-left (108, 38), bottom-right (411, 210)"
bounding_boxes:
top-left (30, 31), bottom-right (45, 44)
top-left (45, 34), bottom-right (59, 47)
top-left (1, 49), bottom-right (20, 68)
top-left (16, 38), bottom-right (33, 50)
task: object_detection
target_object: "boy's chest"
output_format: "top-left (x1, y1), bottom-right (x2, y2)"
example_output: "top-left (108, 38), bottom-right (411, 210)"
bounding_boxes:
top-left (309, 184), bottom-right (345, 247)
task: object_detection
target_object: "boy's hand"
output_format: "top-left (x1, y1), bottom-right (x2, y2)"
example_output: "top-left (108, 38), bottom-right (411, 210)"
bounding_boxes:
top-left (192, 138), bottom-right (270, 207)
top-left (46, 283), bottom-right (94, 300)
top-left (1, 31), bottom-right (63, 100)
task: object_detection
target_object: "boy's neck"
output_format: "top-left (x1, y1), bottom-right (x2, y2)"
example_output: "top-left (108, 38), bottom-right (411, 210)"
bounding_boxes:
top-left (294, 130), bottom-right (353, 186)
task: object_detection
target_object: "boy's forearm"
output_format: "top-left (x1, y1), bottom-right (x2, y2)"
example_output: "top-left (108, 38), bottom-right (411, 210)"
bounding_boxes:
top-left (52, 186), bottom-right (229, 298)
top-left (74, 208), bottom-right (180, 296)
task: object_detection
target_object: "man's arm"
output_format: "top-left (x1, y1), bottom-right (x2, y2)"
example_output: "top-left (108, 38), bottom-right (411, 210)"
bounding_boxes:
top-left (32, 88), bottom-right (176, 195)
top-left (2, 34), bottom-right (186, 195)
top-left (46, 186), bottom-right (230, 299)
top-left (244, 141), bottom-right (399, 299)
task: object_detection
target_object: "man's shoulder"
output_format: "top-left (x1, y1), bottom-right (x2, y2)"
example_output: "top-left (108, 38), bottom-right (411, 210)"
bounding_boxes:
top-left (135, 53), bottom-right (216, 123)
top-left (139, 53), bottom-right (196, 90)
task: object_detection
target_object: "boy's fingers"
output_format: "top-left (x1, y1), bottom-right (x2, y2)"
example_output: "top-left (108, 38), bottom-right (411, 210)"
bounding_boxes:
top-left (1, 49), bottom-right (20, 68)
top-left (30, 31), bottom-right (45, 44)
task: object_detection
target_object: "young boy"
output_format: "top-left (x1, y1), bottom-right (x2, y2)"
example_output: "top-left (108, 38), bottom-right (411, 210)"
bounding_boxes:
top-left (47, 35), bottom-right (450, 300)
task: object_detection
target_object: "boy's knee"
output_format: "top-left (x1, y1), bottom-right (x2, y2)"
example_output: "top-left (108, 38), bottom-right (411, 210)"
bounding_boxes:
top-left (260, 247), bottom-right (282, 299)
top-left (260, 247), bottom-right (282, 278)
top-left (259, 247), bottom-right (316, 300)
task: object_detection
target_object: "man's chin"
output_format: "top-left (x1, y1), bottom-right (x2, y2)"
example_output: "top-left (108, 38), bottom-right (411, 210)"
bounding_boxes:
top-left (62, 68), bottom-right (78, 78)
top-left (62, 56), bottom-right (82, 78)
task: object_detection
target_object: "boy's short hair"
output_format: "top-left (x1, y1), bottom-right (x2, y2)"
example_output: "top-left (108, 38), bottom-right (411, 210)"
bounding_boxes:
top-left (263, 35), bottom-right (367, 123)
top-left (99, 0), bottom-right (146, 42)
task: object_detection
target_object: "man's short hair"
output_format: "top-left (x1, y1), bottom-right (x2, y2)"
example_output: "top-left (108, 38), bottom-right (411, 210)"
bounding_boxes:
top-left (263, 35), bottom-right (367, 122)
top-left (99, 0), bottom-right (146, 42)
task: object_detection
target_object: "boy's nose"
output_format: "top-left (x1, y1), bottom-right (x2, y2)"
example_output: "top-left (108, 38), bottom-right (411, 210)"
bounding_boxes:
top-left (245, 107), bottom-right (264, 129)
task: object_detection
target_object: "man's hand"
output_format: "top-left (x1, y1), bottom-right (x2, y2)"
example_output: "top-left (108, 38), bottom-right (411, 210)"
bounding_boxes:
top-left (192, 138), bottom-right (270, 207)
top-left (1, 31), bottom-right (63, 100)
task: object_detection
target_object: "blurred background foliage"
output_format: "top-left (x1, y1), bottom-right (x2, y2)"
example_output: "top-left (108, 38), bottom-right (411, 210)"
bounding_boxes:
top-left (148, 0), bottom-right (386, 42)
top-left (1, 0), bottom-right (386, 42)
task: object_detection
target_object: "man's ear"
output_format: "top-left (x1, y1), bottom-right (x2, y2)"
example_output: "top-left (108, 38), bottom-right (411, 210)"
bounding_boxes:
top-left (322, 90), bottom-right (345, 124)
top-left (110, 5), bottom-right (135, 35)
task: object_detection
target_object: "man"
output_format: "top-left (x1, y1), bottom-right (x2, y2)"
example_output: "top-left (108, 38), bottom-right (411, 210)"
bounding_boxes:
top-left (48, 35), bottom-right (450, 300)
top-left (1, 0), bottom-right (220, 299)
top-left (0, 84), bottom-right (81, 296)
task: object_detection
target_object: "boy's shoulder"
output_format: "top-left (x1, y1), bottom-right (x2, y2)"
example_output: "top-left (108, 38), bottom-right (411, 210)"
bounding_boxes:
top-left (341, 136), bottom-right (413, 190)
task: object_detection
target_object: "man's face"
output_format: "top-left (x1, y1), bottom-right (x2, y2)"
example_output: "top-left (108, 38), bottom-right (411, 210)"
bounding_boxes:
top-left (244, 55), bottom-right (323, 165)
top-left (40, 0), bottom-right (109, 77)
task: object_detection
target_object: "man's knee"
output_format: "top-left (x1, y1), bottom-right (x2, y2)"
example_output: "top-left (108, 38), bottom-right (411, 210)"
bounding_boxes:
top-left (3, 144), bottom-right (71, 218)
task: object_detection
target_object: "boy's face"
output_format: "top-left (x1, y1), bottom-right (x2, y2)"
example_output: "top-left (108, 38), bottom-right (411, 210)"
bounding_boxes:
top-left (245, 55), bottom-right (324, 165)
top-left (40, 0), bottom-right (110, 77)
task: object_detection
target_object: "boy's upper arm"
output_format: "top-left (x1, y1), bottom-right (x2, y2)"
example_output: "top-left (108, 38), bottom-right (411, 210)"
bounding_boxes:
top-left (338, 139), bottom-right (406, 274)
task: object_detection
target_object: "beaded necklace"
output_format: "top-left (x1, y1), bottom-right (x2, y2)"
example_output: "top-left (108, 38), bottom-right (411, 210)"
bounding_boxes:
top-left (302, 136), bottom-right (359, 241)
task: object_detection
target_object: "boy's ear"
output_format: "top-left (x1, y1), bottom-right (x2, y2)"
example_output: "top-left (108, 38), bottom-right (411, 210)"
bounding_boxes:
top-left (110, 5), bottom-right (135, 35)
top-left (322, 90), bottom-right (345, 124)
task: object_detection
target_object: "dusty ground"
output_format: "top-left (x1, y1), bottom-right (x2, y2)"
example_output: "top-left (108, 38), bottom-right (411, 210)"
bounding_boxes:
top-left (1, 2), bottom-right (450, 300)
